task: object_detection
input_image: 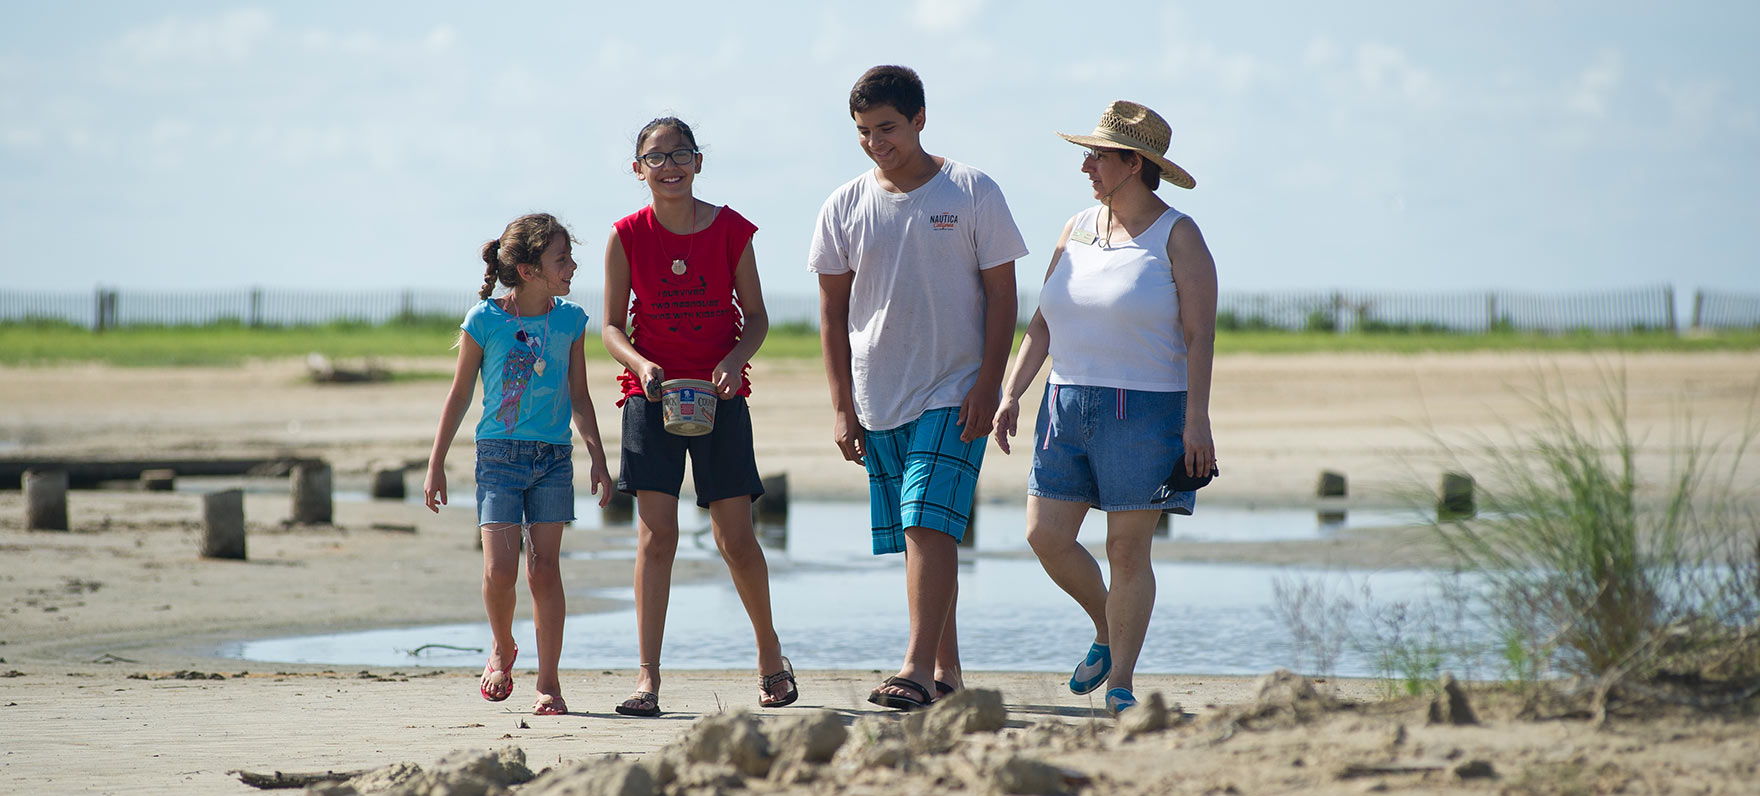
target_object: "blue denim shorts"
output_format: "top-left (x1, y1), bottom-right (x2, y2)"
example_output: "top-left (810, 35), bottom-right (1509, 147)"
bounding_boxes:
top-left (1028, 384), bottom-right (1196, 514)
top-left (864, 407), bottom-right (984, 555)
top-left (475, 438), bottom-right (575, 527)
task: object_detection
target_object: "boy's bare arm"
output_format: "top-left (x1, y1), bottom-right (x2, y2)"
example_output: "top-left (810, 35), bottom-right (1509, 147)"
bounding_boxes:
top-left (818, 271), bottom-right (864, 465)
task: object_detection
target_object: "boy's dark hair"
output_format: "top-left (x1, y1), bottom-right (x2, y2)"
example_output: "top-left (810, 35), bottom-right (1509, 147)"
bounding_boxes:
top-left (849, 65), bottom-right (925, 120)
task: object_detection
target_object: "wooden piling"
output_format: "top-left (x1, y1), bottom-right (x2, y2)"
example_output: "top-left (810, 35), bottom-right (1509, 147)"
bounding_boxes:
top-left (753, 472), bottom-right (789, 525)
top-left (1438, 472), bottom-right (1476, 520)
top-left (602, 489), bottom-right (634, 525)
top-left (24, 468), bottom-right (69, 531)
top-left (290, 461), bottom-right (333, 524)
top-left (201, 488), bottom-right (247, 560)
top-left (370, 466), bottom-right (406, 500)
top-left (1316, 471), bottom-right (1348, 498)
top-left (958, 493), bottom-right (979, 548)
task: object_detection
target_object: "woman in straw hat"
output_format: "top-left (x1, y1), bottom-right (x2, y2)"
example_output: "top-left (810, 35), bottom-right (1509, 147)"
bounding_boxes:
top-left (992, 100), bottom-right (1219, 715)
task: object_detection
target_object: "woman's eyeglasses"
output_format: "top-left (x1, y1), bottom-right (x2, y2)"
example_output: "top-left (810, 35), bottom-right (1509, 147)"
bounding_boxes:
top-left (638, 148), bottom-right (699, 168)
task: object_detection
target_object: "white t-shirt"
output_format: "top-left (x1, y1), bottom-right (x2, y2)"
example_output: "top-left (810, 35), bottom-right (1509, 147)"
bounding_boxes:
top-left (808, 159), bottom-right (1029, 431)
top-left (1042, 205), bottom-right (1190, 391)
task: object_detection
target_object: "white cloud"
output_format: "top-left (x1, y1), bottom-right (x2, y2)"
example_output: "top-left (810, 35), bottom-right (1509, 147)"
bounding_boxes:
top-left (1354, 43), bottom-right (1438, 106)
top-left (426, 25), bottom-right (457, 52)
top-left (118, 9), bottom-right (274, 64)
top-left (1304, 36), bottom-right (1339, 69)
top-left (2, 127), bottom-right (45, 150)
top-left (1566, 49), bottom-right (1621, 116)
top-left (912, 0), bottom-right (984, 33)
top-left (1656, 79), bottom-right (1720, 141)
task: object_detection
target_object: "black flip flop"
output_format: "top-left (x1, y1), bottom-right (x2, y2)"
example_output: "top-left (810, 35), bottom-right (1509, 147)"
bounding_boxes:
top-left (760, 657), bottom-right (799, 708)
top-left (615, 691), bottom-right (660, 717)
top-left (867, 676), bottom-right (932, 711)
top-left (936, 680), bottom-right (957, 698)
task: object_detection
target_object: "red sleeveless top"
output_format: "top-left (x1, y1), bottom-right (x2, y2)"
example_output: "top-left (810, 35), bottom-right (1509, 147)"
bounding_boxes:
top-left (611, 205), bottom-right (758, 401)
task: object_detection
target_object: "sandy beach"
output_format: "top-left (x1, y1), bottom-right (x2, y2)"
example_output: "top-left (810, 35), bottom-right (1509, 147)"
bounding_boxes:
top-left (3, 351), bottom-right (1758, 794)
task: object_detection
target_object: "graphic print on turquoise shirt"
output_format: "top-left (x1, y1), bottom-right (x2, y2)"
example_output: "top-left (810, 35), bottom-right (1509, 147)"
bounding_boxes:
top-left (495, 339), bottom-right (540, 433)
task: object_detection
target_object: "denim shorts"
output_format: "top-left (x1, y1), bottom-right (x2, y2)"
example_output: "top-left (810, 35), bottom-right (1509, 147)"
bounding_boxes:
top-left (1028, 384), bottom-right (1196, 514)
top-left (475, 438), bottom-right (575, 527)
top-left (864, 407), bottom-right (984, 554)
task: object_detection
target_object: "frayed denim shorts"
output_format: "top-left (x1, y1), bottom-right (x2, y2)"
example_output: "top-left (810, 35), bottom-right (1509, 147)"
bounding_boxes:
top-left (475, 438), bottom-right (575, 527)
top-left (1027, 384), bottom-right (1196, 514)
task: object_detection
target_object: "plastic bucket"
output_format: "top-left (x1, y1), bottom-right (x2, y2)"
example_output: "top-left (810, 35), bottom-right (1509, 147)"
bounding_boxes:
top-left (659, 378), bottom-right (718, 437)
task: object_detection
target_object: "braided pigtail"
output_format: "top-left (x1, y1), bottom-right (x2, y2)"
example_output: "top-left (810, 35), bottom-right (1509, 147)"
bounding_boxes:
top-left (479, 240), bottom-right (504, 299)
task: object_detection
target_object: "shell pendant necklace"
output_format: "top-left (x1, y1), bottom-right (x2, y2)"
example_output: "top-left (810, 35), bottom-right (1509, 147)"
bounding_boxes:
top-left (507, 294), bottom-right (551, 377)
top-left (663, 203), bottom-right (700, 275)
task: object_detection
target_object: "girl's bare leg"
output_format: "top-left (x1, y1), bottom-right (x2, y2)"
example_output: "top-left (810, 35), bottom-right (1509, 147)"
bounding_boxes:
top-left (706, 497), bottom-right (783, 675)
top-left (632, 492), bottom-right (680, 696)
top-left (525, 521), bottom-right (567, 707)
top-left (480, 523), bottom-right (522, 697)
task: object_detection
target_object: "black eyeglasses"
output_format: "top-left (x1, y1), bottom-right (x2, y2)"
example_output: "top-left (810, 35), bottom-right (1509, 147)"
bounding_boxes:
top-left (637, 148), bottom-right (698, 168)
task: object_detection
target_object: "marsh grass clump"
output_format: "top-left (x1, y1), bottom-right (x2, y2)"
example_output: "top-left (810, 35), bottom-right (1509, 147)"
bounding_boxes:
top-left (1433, 367), bottom-right (1760, 703)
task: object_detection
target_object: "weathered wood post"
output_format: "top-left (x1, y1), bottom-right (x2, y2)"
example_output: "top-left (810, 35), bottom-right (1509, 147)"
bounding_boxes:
top-left (24, 468), bottom-right (69, 531)
top-left (602, 489), bottom-right (634, 525)
top-left (752, 472), bottom-right (789, 526)
top-left (290, 461), bottom-right (333, 524)
top-left (139, 468), bottom-right (177, 491)
top-left (1317, 469), bottom-right (1348, 525)
top-left (958, 492), bottom-right (979, 548)
top-left (201, 488), bottom-right (247, 560)
top-left (1438, 472), bottom-right (1476, 520)
top-left (752, 472), bottom-right (789, 549)
top-left (370, 465), bottom-right (406, 500)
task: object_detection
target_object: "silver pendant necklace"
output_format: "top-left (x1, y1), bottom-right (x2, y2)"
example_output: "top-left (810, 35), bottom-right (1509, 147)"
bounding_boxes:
top-left (507, 295), bottom-right (550, 377)
top-left (664, 204), bottom-right (699, 275)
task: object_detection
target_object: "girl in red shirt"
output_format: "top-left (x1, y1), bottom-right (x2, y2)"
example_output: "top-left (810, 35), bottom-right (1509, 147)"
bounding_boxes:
top-left (601, 116), bottom-right (796, 716)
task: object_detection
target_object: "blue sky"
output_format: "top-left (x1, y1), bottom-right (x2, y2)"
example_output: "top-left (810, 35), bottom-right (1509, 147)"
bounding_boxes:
top-left (3, 1), bottom-right (1756, 305)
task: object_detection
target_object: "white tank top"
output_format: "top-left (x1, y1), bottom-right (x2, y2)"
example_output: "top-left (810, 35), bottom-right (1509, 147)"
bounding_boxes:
top-left (1041, 205), bottom-right (1188, 392)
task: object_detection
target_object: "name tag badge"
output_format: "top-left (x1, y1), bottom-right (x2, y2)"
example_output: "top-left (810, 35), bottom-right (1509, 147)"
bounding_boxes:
top-left (1069, 228), bottom-right (1097, 245)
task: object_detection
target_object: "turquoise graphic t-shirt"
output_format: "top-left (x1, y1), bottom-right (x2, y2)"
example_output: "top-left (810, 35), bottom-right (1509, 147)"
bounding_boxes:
top-left (462, 297), bottom-right (589, 444)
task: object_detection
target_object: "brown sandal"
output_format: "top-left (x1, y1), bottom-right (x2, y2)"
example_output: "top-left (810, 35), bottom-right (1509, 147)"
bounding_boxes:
top-left (615, 691), bottom-right (660, 717)
top-left (759, 656), bottom-right (798, 708)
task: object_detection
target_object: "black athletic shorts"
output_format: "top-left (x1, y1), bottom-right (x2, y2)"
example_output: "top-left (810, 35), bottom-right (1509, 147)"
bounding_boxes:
top-left (617, 394), bottom-right (764, 508)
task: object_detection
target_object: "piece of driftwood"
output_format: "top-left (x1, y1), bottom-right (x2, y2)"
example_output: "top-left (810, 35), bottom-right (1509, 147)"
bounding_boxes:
top-left (231, 768), bottom-right (369, 789)
top-left (306, 353), bottom-right (389, 384)
top-left (1335, 762), bottom-right (1447, 780)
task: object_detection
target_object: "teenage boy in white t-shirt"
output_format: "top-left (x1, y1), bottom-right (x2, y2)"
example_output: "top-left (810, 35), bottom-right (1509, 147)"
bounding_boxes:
top-left (808, 64), bottom-right (1029, 711)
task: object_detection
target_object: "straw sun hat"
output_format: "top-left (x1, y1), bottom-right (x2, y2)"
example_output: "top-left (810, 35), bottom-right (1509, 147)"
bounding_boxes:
top-left (1056, 100), bottom-right (1195, 189)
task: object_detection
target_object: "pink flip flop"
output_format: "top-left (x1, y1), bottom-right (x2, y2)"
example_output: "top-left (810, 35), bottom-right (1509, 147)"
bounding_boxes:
top-left (479, 645), bottom-right (517, 702)
top-left (533, 695), bottom-right (567, 715)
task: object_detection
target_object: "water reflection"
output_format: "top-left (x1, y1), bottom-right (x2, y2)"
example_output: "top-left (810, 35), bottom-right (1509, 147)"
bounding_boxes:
top-left (226, 498), bottom-right (1476, 678)
top-left (228, 561), bottom-right (1475, 677)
